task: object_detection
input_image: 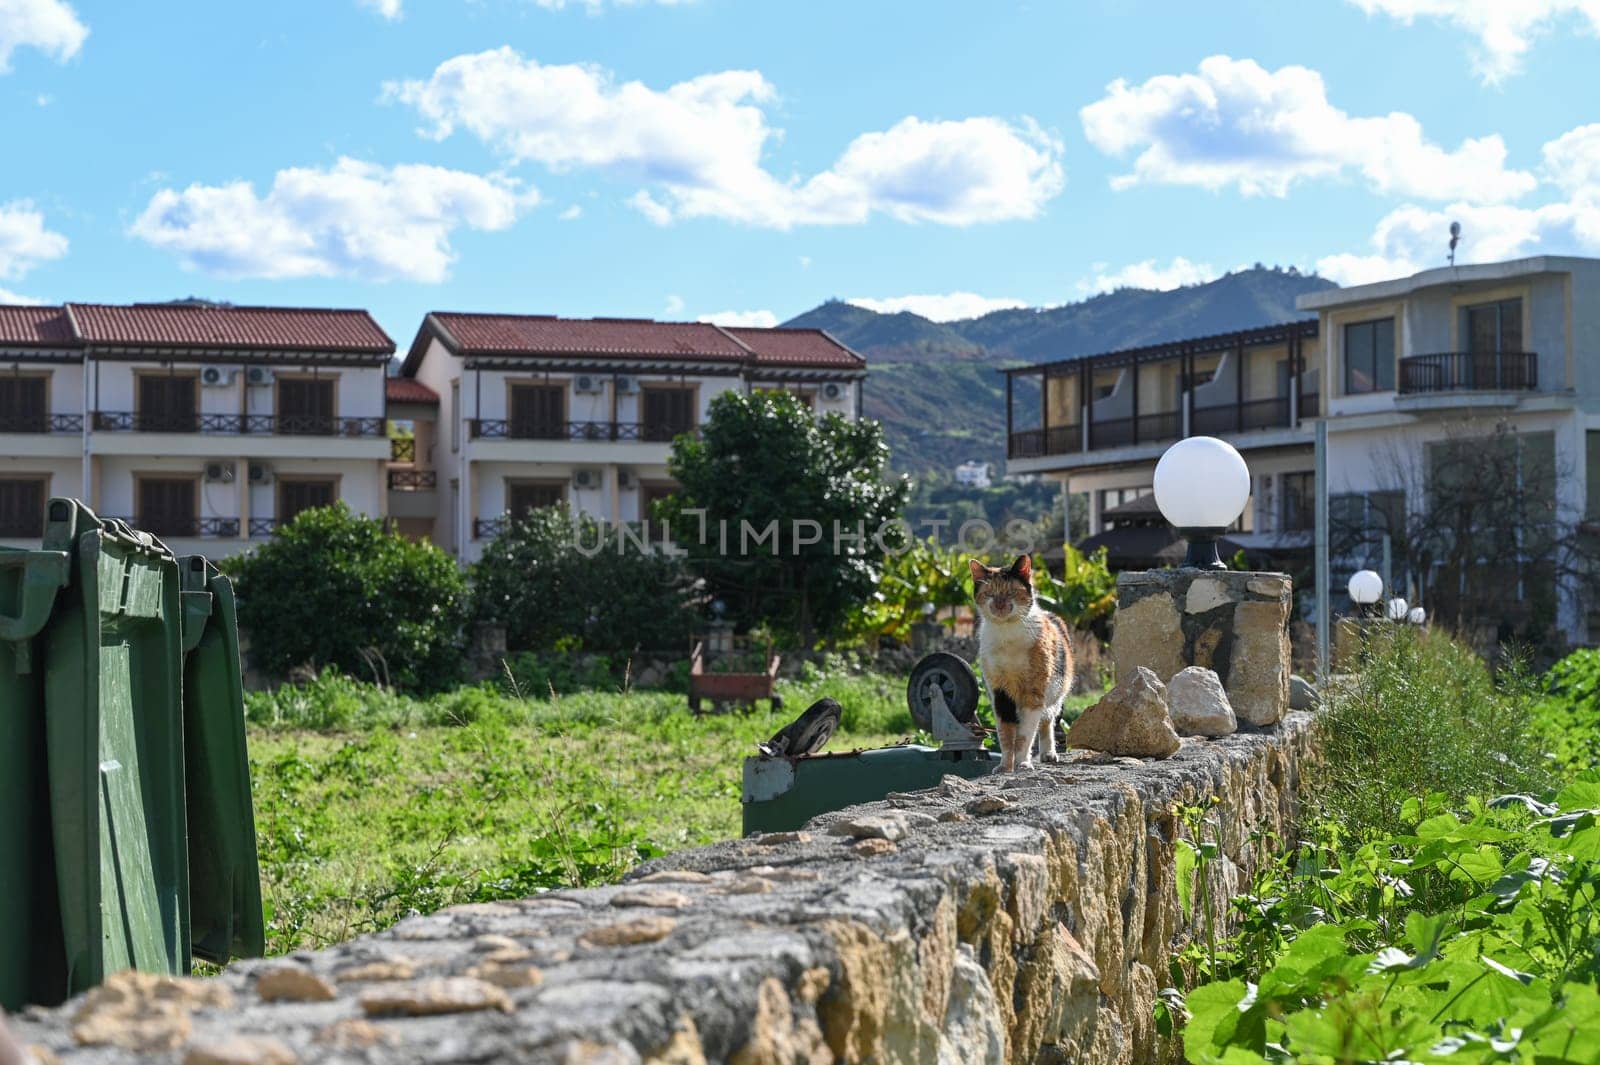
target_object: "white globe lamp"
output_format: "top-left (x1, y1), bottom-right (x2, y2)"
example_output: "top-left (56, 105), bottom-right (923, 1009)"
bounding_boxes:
top-left (1347, 570), bottom-right (1383, 609)
top-left (1385, 596), bottom-right (1408, 622)
top-left (1152, 437), bottom-right (1252, 570)
top-left (1408, 606), bottom-right (1427, 625)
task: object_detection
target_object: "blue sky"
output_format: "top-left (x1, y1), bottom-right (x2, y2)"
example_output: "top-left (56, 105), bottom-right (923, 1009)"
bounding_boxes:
top-left (2, 0), bottom-right (1598, 346)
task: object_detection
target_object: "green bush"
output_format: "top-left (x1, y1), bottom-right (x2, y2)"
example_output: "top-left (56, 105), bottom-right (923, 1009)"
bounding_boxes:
top-left (471, 505), bottom-right (698, 654)
top-left (1310, 625), bottom-right (1549, 839)
top-left (224, 505), bottom-right (468, 692)
top-left (1535, 648), bottom-right (1600, 774)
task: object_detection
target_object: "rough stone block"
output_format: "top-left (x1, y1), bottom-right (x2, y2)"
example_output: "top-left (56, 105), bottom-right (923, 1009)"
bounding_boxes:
top-left (1167, 666), bottom-right (1237, 737)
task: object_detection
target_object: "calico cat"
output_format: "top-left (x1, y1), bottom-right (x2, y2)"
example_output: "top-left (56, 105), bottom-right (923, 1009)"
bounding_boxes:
top-left (968, 555), bottom-right (1076, 772)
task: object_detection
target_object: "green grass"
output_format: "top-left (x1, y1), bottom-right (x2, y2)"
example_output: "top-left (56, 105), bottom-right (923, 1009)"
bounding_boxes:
top-left (245, 669), bottom-right (1102, 955)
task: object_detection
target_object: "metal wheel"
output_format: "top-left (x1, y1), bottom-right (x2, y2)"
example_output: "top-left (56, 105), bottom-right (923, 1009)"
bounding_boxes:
top-left (906, 652), bottom-right (980, 731)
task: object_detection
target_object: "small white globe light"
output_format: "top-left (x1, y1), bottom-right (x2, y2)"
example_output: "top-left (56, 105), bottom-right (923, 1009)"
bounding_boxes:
top-left (1153, 437), bottom-right (1251, 569)
top-left (1386, 597), bottom-right (1408, 621)
top-left (1408, 606), bottom-right (1427, 625)
top-left (1347, 570), bottom-right (1383, 606)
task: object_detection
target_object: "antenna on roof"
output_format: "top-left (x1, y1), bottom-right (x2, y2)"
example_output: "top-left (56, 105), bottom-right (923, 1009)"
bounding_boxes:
top-left (1447, 220), bottom-right (1461, 266)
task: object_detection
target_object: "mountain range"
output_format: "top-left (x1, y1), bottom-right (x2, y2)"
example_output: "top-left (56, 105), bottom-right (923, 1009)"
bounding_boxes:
top-left (782, 267), bottom-right (1337, 475)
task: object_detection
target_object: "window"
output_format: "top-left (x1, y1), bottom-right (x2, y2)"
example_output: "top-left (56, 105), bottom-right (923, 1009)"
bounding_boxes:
top-left (1587, 431), bottom-right (1600, 523)
top-left (508, 481), bottom-right (564, 517)
top-left (0, 374), bottom-right (47, 432)
top-left (1465, 298), bottom-right (1522, 353)
top-left (1329, 490), bottom-right (1405, 564)
top-left (642, 387), bottom-right (695, 442)
top-left (1280, 472), bottom-right (1314, 532)
top-left (0, 477), bottom-right (46, 537)
top-left (277, 479), bottom-right (336, 524)
top-left (509, 384), bottom-right (565, 439)
top-left (137, 374), bottom-right (198, 432)
top-left (277, 378), bottom-right (336, 435)
top-left (138, 478), bottom-right (197, 537)
top-left (1342, 318), bottom-right (1395, 394)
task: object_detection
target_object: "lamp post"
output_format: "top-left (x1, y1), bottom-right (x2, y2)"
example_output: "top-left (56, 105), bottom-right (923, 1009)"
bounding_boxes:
top-left (1407, 606), bottom-right (1427, 626)
top-left (1347, 569), bottom-right (1383, 618)
top-left (1386, 596), bottom-right (1409, 622)
top-left (1153, 436), bottom-right (1252, 570)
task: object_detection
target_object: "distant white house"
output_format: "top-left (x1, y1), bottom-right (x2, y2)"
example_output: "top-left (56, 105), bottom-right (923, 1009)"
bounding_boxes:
top-left (954, 460), bottom-right (992, 488)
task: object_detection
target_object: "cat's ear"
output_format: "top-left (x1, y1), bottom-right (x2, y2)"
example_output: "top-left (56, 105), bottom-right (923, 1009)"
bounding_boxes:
top-left (968, 558), bottom-right (988, 583)
top-left (1009, 555), bottom-right (1033, 583)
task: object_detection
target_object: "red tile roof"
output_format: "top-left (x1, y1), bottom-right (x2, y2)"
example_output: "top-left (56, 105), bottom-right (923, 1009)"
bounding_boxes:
top-left (725, 327), bottom-right (865, 370)
top-left (431, 313), bottom-right (750, 361)
top-left (67, 303), bottom-right (394, 354)
top-left (0, 305), bottom-right (76, 348)
top-left (386, 377), bottom-right (439, 404)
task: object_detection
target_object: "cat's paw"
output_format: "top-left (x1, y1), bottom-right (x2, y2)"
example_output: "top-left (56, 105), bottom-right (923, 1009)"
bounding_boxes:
top-left (1040, 752), bottom-right (1065, 764)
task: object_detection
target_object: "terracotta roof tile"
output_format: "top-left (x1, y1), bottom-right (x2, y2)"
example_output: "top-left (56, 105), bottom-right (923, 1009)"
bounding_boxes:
top-left (433, 313), bottom-right (750, 360)
top-left (67, 303), bottom-right (393, 354)
top-left (386, 377), bottom-right (439, 404)
top-left (0, 305), bottom-right (76, 348)
top-left (725, 327), bottom-right (866, 370)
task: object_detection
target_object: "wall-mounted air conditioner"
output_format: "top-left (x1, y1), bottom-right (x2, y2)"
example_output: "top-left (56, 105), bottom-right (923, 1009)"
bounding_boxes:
top-left (248, 461), bottom-right (273, 485)
top-left (204, 461), bottom-right (236, 484)
top-left (575, 375), bottom-right (604, 394)
top-left (822, 382), bottom-right (844, 401)
top-left (246, 366), bottom-right (275, 387)
top-left (573, 468), bottom-right (602, 491)
top-left (616, 376), bottom-right (639, 394)
top-left (201, 366), bottom-right (238, 387)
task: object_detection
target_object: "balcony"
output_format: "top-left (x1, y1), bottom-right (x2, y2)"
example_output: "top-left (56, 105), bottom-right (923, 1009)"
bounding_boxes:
top-left (91, 412), bottom-right (386, 437)
top-left (391, 436), bottom-right (416, 461)
top-left (1398, 351), bottom-right (1538, 395)
top-left (109, 516), bottom-right (240, 538)
top-left (474, 517), bottom-right (508, 540)
top-left (388, 469), bottom-right (437, 491)
top-left (0, 413), bottom-right (84, 434)
top-left (469, 419), bottom-right (697, 443)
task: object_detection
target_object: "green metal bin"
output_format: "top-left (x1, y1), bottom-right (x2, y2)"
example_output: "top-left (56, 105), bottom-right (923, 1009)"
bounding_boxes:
top-left (179, 555), bottom-right (265, 964)
top-left (0, 545), bottom-right (72, 1009)
top-left (41, 499), bottom-right (192, 995)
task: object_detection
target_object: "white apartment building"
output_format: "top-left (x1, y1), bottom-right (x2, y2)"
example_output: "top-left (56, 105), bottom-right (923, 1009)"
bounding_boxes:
top-left (0, 302), bottom-right (394, 558)
top-left (1299, 255), bottom-right (1600, 640)
top-left (397, 313), bottom-right (867, 561)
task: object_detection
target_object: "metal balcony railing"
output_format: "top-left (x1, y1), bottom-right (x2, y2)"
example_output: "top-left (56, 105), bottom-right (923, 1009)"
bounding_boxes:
top-left (390, 436), bottom-right (416, 461)
top-left (91, 412), bottom-right (386, 436)
top-left (469, 419), bottom-right (696, 442)
top-left (474, 517), bottom-right (508, 540)
top-left (1398, 351), bottom-right (1538, 394)
top-left (387, 469), bottom-right (437, 491)
top-left (109, 516), bottom-right (240, 538)
top-left (0, 413), bottom-right (83, 433)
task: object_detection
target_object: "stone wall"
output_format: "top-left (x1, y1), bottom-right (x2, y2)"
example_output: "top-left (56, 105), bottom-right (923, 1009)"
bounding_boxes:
top-left (12, 715), bottom-right (1313, 1065)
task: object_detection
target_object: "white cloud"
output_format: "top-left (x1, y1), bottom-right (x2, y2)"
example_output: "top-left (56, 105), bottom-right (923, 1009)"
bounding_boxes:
top-left (847, 292), bottom-right (1028, 322)
top-left (1077, 256), bottom-right (1219, 295)
top-left (0, 0), bottom-right (86, 72)
top-left (130, 158), bottom-right (534, 283)
top-left (0, 286), bottom-right (45, 304)
top-left (386, 48), bottom-right (1063, 228)
top-left (0, 200), bottom-right (67, 281)
top-left (1345, 0), bottom-right (1600, 83)
top-left (1080, 55), bottom-right (1534, 203)
top-left (663, 294), bottom-right (685, 316)
top-left (558, 204), bottom-right (583, 220)
top-left (356, 0), bottom-right (403, 18)
top-left (698, 309), bottom-right (778, 328)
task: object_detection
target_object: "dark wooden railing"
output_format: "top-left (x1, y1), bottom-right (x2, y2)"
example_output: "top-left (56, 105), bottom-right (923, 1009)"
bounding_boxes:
top-left (92, 412), bottom-right (385, 437)
top-left (388, 469), bottom-right (437, 491)
top-left (1398, 351), bottom-right (1538, 394)
top-left (109, 516), bottom-right (240, 538)
top-left (390, 436), bottom-right (416, 461)
top-left (0, 413), bottom-right (83, 434)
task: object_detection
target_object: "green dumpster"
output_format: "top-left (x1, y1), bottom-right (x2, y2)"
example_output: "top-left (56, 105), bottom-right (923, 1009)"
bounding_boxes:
top-left (0, 545), bottom-right (71, 1010)
top-left (179, 555), bottom-right (265, 963)
top-left (42, 499), bottom-right (192, 995)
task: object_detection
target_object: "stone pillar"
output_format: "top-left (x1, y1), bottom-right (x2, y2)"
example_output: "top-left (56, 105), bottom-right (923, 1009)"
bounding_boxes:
top-left (1110, 570), bottom-right (1292, 726)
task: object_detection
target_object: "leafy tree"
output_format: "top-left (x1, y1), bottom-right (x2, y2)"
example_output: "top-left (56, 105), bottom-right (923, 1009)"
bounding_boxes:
top-left (224, 504), bottom-right (468, 692)
top-left (472, 505), bottom-right (698, 654)
top-left (661, 391), bottom-right (911, 648)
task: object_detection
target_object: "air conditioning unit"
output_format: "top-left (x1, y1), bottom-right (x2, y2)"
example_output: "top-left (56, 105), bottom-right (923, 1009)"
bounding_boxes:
top-left (575, 374), bottom-right (604, 394)
top-left (616, 376), bottom-right (639, 395)
top-left (573, 468), bottom-right (602, 491)
top-left (204, 461), bottom-right (235, 484)
top-left (617, 469), bottom-right (635, 489)
top-left (201, 366), bottom-right (238, 387)
top-left (246, 366), bottom-right (274, 387)
top-left (247, 461), bottom-right (273, 485)
top-left (822, 381), bottom-right (845, 401)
